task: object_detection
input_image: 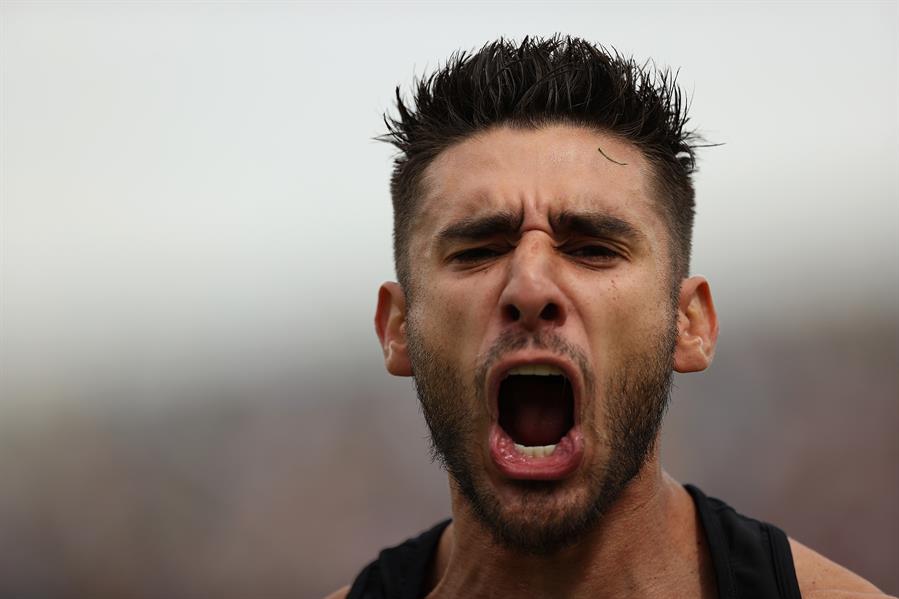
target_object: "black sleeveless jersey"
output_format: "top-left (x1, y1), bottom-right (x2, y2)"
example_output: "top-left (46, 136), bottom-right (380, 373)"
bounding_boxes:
top-left (346, 484), bottom-right (802, 599)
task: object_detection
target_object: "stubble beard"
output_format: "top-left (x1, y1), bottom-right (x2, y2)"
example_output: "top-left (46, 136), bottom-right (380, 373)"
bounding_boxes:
top-left (405, 318), bottom-right (677, 556)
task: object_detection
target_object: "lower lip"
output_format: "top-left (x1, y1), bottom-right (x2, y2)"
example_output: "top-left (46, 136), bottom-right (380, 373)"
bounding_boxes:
top-left (489, 423), bottom-right (584, 480)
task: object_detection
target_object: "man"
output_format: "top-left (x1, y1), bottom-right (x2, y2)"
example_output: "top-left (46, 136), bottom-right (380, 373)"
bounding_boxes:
top-left (329, 36), bottom-right (889, 599)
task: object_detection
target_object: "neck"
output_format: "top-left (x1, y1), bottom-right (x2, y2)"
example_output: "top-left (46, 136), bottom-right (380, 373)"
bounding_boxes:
top-left (425, 455), bottom-right (715, 599)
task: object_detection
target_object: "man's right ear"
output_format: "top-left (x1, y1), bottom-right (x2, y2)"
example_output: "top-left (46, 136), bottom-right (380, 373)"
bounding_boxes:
top-left (375, 282), bottom-right (412, 377)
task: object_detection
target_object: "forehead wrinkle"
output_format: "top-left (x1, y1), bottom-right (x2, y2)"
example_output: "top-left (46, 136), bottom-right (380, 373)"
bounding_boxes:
top-left (436, 209), bottom-right (525, 245)
top-left (548, 208), bottom-right (647, 245)
top-left (412, 125), bottom-right (666, 253)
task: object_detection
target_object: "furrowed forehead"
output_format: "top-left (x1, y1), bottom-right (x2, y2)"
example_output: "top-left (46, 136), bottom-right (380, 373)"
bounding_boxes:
top-left (396, 124), bottom-right (687, 287)
top-left (411, 125), bottom-right (659, 236)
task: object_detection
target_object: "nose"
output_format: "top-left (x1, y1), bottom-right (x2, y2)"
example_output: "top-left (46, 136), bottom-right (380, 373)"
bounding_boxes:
top-left (498, 233), bottom-right (568, 331)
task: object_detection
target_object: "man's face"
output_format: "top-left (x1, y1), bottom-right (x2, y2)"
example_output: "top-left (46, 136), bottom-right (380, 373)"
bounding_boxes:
top-left (402, 124), bottom-right (679, 554)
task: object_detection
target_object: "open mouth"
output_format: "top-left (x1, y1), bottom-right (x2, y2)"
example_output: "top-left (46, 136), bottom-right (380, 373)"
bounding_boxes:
top-left (489, 362), bottom-right (584, 480)
top-left (499, 365), bottom-right (575, 454)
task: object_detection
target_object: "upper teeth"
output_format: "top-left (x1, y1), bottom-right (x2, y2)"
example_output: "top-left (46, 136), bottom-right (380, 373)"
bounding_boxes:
top-left (507, 364), bottom-right (564, 376)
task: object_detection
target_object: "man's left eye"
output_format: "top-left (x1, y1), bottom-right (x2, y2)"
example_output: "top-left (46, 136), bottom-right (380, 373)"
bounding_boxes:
top-left (566, 245), bottom-right (620, 261)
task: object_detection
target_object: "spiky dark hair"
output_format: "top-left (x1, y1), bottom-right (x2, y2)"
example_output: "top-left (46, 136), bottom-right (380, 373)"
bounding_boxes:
top-left (380, 35), bottom-right (700, 291)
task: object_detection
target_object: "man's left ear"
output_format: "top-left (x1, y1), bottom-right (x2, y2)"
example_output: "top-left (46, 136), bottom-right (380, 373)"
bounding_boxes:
top-left (673, 276), bottom-right (719, 373)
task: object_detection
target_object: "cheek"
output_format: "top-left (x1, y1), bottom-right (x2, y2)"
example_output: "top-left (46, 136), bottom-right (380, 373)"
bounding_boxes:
top-left (578, 275), bottom-right (672, 359)
top-left (410, 275), bottom-right (495, 359)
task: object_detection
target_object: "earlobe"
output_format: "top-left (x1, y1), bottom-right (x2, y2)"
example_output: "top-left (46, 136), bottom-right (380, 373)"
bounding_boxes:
top-left (374, 282), bottom-right (413, 377)
top-left (673, 276), bottom-right (719, 373)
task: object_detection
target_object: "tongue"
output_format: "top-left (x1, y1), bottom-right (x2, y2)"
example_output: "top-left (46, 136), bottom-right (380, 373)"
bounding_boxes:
top-left (499, 376), bottom-right (572, 447)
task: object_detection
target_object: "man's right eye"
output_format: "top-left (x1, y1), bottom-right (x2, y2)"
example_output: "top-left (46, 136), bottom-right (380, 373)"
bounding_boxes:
top-left (450, 247), bottom-right (503, 263)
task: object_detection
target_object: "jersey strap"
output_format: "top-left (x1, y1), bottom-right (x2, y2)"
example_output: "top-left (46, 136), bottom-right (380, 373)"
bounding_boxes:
top-left (347, 519), bottom-right (450, 599)
top-left (348, 485), bottom-right (802, 599)
top-left (685, 484), bottom-right (802, 599)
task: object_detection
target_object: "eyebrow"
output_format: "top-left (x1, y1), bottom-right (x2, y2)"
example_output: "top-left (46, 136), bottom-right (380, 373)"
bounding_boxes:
top-left (434, 207), bottom-right (645, 246)
top-left (549, 210), bottom-right (645, 243)
top-left (436, 210), bottom-right (525, 244)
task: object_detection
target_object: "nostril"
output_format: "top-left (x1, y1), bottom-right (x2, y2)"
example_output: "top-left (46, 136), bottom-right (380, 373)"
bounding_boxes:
top-left (540, 303), bottom-right (559, 321)
top-left (504, 305), bottom-right (521, 322)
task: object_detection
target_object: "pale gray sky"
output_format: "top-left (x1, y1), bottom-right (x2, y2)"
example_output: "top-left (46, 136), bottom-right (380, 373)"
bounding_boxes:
top-left (2, 1), bottom-right (897, 402)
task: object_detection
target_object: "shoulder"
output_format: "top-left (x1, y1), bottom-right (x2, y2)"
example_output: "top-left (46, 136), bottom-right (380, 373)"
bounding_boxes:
top-left (789, 537), bottom-right (895, 599)
top-left (322, 585), bottom-right (350, 599)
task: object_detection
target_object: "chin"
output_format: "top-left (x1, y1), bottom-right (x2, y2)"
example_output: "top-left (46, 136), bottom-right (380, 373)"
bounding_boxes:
top-left (453, 454), bottom-right (612, 556)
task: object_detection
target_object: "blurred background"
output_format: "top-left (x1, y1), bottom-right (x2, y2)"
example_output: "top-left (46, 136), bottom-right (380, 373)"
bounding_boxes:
top-left (1, 2), bottom-right (897, 597)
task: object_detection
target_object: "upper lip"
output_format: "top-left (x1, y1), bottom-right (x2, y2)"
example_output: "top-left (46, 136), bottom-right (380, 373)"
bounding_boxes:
top-left (486, 353), bottom-right (583, 425)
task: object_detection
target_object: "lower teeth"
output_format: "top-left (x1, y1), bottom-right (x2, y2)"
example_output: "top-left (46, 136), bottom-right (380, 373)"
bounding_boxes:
top-left (514, 443), bottom-right (557, 458)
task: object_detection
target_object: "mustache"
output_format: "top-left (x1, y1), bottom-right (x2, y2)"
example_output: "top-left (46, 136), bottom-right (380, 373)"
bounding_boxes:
top-left (474, 330), bottom-right (595, 394)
